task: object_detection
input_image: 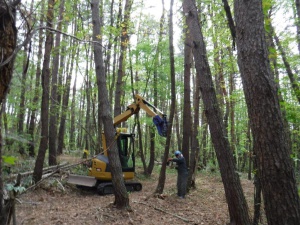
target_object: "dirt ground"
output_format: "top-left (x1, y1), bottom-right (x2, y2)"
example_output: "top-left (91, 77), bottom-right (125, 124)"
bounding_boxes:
top-left (15, 168), bottom-right (267, 225)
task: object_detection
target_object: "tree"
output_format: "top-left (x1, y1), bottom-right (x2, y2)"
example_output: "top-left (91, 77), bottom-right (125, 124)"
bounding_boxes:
top-left (146, 0), bottom-right (166, 176)
top-left (33, 0), bottom-right (55, 183)
top-left (182, 28), bottom-right (194, 190)
top-left (295, 0), bottom-right (300, 54)
top-left (234, 0), bottom-right (300, 224)
top-left (27, 0), bottom-right (45, 158)
top-left (114, 0), bottom-right (132, 117)
top-left (91, 0), bottom-right (130, 209)
top-left (49, 0), bottom-right (65, 165)
top-left (57, 39), bottom-right (76, 155)
top-left (155, 0), bottom-right (176, 195)
top-left (270, 22), bottom-right (300, 104)
top-left (181, 28), bottom-right (192, 168)
top-left (182, 0), bottom-right (251, 224)
top-left (0, 0), bottom-right (21, 223)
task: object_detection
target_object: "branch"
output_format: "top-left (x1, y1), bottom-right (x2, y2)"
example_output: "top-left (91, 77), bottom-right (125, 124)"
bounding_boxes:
top-left (221, 0), bottom-right (236, 50)
top-left (0, 26), bottom-right (105, 68)
top-left (7, 162), bottom-right (69, 181)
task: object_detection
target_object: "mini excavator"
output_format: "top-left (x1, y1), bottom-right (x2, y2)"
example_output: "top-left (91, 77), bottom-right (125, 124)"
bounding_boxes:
top-left (67, 94), bottom-right (168, 195)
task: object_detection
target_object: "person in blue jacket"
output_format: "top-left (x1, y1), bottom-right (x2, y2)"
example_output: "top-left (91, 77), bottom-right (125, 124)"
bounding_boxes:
top-left (167, 150), bottom-right (188, 198)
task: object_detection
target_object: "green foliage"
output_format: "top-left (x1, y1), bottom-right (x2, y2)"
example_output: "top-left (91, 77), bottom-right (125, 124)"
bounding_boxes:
top-left (6, 183), bottom-right (26, 194)
top-left (2, 155), bottom-right (17, 165)
top-left (205, 160), bottom-right (219, 173)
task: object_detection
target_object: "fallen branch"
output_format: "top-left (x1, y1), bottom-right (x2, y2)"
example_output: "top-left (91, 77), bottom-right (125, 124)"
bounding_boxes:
top-left (133, 201), bottom-right (191, 223)
top-left (8, 162), bottom-right (69, 180)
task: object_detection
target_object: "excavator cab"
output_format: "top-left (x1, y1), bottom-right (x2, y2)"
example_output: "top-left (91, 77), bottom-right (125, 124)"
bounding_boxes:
top-left (117, 133), bottom-right (135, 171)
top-left (89, 130), bottom-right (136, 181)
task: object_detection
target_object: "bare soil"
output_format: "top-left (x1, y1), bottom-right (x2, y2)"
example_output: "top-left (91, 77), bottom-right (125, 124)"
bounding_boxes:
top-left (15, 169), bottom-right (267, 225)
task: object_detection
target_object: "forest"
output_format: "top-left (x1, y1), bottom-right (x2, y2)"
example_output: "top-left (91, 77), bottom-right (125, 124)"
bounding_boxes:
top-left (0, 0), bottom-right (300, 224)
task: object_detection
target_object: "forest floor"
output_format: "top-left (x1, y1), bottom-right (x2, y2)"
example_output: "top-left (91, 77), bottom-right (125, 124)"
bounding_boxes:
top-left (15, 156), bottom-right (267, 225)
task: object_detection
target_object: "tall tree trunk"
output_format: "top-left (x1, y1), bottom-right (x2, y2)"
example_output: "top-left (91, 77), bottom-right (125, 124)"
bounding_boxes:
top-left (221, 0), bottom-right (236, 49)
top-left (49, 0), bottom-right (65, 165)
top-left (57, 41), bottom-right (76, 155)
top-left (266, 11), bottom-right (293, 170)
top-left (84, 49), bottom-right (91, 154)
top-left (114, 0), bottom-right (132, 117)
top-left (175, 108), bottom-right (181, 150)
top-left (137, 114), bottom-right (147, 173)
top-left (188, 69), bottom-right (201, 191)
top-left (228, 47), bottom-right (237, 165)
top-left (92, 0), bottom-right (130, 209)
top-left (109, 0), bottom-right (122, 104)
top-left (105, 0), bottom-right (115, 89)
top-left (234, 1), bottom-right (300, 224)
top-left (183, 0), bottom-right (251, 224)
top-left (69, 44), bottom-right (78, 151)
top-left (182, 26), bottom-right (192, 174)
top-left (252, 155), bottom-right (262, 225)
top-left (295, 0), bottom-right (300, 54)
top-left (145, 0), bottom-right (166, 176)
top-left (28, 1), bottom-right (45, 157)
top-left (33, 0), bottom-right (55, 182)
top-left (0, 0), bottom-right (20, 223)
top-left (155, 0), bottom-right (176, 194)
top-left (69, 75), bottom-right (77, 151)
top-left (200, 110), bottom-right (208, 168)
top-left (270, 23), bottom-right (300, 104)
top-left (17, 41), bottom-right (31, 155)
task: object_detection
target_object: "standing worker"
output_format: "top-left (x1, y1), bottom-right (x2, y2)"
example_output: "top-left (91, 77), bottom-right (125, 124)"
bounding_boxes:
top-left (167, 150), bottom-right (188, 198)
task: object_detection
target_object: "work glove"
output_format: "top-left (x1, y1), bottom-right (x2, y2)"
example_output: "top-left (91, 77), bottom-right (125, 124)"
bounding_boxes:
top-left (167, 158), bottom-right (173, 162)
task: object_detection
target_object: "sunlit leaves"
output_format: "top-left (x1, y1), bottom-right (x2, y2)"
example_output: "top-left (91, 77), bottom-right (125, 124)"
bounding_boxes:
top-left (2, 155), bottom-right (17, 165)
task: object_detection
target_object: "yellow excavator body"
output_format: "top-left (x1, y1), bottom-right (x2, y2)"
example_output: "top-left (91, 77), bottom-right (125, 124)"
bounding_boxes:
top-left (67, 94), bottom-right (167, 195)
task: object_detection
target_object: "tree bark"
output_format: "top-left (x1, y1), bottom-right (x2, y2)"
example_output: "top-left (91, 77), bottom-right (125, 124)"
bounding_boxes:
top-left (146, 1), bottom-right (166, 176)
top-left (221, 0), bottom-right (236, 49)
top-left (182, 27), bottom-right (193, 187)
top-left (33, 0), bottom-right (55, 183)
top-left (69, 49), bottom-right (78, 151)
top-left (234, 1), bottom-right (300, 224)
top-left (155, 0), bottom-right (176, 195)
top-left (114, 0), bottom-right (132, 117)
top-left (0, 0), bottom-right (20, 223)
top-left (17, 41), bottom-right (31, 155)
top-left (270, 23), bottom-right (300, 104)
top-left (49, 0), bottom-right (65, 165)
top-left (183, 0), bottom-right (251, 224)
top-left (27, 0), bottom-right (45, 158)
top-left (91, 0), bottom-right (130, 209)
top-left (188, 68), bottom-right (201, 191)
top-left (84, 49), bottom-right (92, 154)
top-left (57, 41), bottom-right (76, 155)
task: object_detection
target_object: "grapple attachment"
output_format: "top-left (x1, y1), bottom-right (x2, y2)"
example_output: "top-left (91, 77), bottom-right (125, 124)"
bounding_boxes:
top-left (153, 115), bottom-right (168, 137)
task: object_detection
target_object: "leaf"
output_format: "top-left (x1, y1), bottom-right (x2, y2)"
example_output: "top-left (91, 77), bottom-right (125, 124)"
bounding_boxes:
top-left (5, 184), bottom-right (26, 194)
top-left (2, 155), bottom-right (17, 165)
top-left (6, 184), bottom-right (14, 191)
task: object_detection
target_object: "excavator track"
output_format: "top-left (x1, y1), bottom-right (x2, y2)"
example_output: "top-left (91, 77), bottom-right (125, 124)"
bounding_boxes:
top-left (97, 182), bottom-right (142, 195)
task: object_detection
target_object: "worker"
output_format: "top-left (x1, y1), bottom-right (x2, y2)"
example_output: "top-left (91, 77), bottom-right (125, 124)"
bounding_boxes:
top-left (167, 150), bottom-right (188, 198)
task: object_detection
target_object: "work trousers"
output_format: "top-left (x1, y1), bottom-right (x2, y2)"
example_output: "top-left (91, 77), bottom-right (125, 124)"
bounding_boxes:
top-left (177, 172), bottom-right (188, 198)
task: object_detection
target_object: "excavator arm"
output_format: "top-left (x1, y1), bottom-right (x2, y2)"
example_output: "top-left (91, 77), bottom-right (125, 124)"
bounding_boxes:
top-left (113, 94), bottom-right (168, 137)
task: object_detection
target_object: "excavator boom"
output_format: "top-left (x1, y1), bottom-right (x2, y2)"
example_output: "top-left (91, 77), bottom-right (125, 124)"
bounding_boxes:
top-left (113, 94), bottom-right (168, 137)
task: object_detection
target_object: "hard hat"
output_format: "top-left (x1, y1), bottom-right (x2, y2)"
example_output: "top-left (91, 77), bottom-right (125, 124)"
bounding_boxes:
top-left (174, 150), bottom-right (181, 156)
